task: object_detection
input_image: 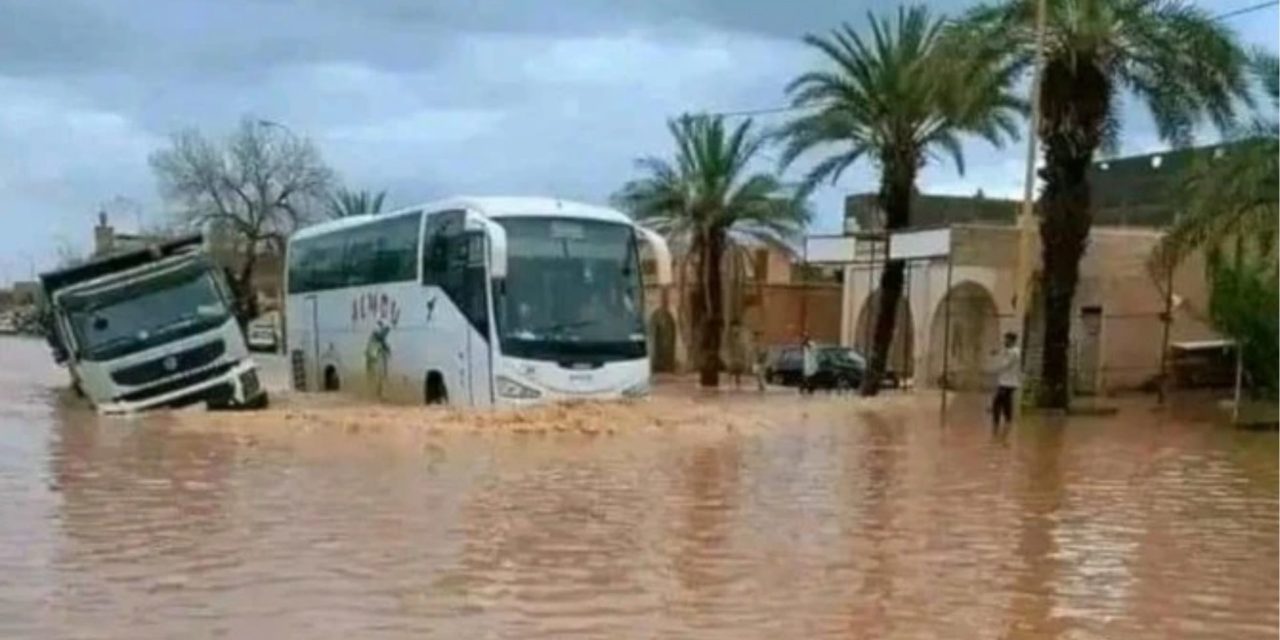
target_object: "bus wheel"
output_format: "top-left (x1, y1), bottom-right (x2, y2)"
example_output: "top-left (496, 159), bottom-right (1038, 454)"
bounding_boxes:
top-left (322, 366), bottom-right (340, 392)
top-left (424, 372), bottom-right (448, 405)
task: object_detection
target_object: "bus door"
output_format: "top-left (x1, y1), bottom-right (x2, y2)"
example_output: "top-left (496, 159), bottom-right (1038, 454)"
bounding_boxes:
top-left (293, 294), bottom-right (320, 391)
top-left (458, 230), bottom-right (493, 406)
top-left (426, 212), bottom-right (493, 407)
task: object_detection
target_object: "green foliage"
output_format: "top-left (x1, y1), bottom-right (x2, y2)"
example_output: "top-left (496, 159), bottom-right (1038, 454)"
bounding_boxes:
top-left (778, 5), bottom-right (1023, 198)
top-left (612, 114), bottom-right (809, 385)
top-left (952, 0), bottom-right (1252, 408)
top-left (1152, 51), bottom-right (1279, 399)
top-left (614, 115), bottom-right (809, 244)
top-left (1207, 253), bottom-right (1279, 398)
top-left (1154, 51), bottom-right (1280, 272)
top-left (953, 0), bottom-right (1252, 153)
top-left (327, 188), bottom-right (388, 219)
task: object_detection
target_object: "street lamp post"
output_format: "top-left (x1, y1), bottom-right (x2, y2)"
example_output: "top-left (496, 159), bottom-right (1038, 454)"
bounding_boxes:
top-left (1013, 0), bottom-right (1048, 404)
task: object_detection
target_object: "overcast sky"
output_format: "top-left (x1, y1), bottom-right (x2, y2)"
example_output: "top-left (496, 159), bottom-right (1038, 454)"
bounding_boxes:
top-left (0, 0), bottom-right (1275, 282)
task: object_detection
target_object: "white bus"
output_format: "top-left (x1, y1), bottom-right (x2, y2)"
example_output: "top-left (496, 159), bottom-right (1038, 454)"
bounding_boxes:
top-left (284, 197), bottom-right (672, 407)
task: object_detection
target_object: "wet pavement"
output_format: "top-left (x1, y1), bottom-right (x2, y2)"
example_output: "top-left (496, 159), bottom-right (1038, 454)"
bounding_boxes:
top-left (0, 335), bottom-right (1276, 638)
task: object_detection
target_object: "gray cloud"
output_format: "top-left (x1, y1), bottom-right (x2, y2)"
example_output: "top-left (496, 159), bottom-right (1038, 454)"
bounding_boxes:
top-left (0, 0), bottom-right (1275, 278)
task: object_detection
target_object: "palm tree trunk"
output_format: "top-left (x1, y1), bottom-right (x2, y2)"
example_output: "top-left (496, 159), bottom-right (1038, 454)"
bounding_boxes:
top-left (1036, 61), bottom-right (1107, 409)
top-left (699, 229), bottom-right (726, 387)
top-left (860, 260), bottom-right (906, 396)
top-left (861, 163), bottom-right (916, 396)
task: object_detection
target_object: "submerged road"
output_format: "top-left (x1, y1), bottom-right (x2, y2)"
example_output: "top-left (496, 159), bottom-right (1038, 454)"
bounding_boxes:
top-left (0, 335), bottom-right (1276, 638)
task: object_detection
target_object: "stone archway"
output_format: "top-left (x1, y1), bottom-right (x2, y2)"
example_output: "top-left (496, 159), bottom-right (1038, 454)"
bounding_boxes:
top-left (649, 308), bottom-right (678, 373)
top-left (853, 289), bottom-right (915, 379)
top-left (928, 281), bottom-right (1001, 389)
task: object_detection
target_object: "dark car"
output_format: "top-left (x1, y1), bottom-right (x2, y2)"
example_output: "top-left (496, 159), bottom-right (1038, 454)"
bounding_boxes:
top-left (765, 345), bottom-right (866, 390)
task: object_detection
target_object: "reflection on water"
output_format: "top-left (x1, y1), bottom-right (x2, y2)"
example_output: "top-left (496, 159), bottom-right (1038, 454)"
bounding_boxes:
top-left (0, 336), bottom-right (1276, 638)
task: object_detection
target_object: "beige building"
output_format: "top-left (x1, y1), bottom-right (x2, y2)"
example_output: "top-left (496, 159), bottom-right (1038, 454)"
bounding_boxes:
top-left (840, 224), bottom-right (1215, 393)
top-left (839, 144), bottom-right (1226, 393)
top-left (643, 241), bottom-right (843, 374)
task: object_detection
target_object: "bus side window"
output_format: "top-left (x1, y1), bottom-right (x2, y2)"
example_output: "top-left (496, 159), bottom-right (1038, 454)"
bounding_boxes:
top-left (344, 228), bottom-right (377, 287)
top-left (421, 212), bottom-right (459, 286)
top-left (458, 233), bottom-right (489, 337)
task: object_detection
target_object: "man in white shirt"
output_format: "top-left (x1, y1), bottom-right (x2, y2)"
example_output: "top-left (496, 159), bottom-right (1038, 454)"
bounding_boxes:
top-left (991, 332), bottom-right (1021, 434)
top-left (801, 337), bottom-right (818, 395)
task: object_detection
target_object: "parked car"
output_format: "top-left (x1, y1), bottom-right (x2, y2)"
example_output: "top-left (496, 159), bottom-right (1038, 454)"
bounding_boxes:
top-left (246, 317), bottom-right (279, 353)
top-left (765, 344), bottom-right (865, 390)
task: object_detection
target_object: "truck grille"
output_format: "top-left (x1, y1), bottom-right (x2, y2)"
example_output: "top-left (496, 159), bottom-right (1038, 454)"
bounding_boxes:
top-left (117, 361), bottom-right (237, 403)
top-left (111, 340), bottom-right (226, 386)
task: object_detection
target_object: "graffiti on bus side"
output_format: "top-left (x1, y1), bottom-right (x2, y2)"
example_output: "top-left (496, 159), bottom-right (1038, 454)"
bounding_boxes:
top-left (350, 291), bottom-right (401, 328)
top-left (351, 291), bottom-right (401, 399)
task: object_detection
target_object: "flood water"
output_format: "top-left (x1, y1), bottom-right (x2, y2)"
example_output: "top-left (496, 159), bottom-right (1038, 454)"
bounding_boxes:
top-left (1, 335), bottom-right (1276, 638)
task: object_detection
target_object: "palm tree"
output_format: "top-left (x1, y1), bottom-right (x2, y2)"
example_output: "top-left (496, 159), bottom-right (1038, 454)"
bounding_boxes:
top-left (778, 6), bottom-right (1023, 395)
top-left (1154, 52), bottom-right (1278, 271)
top-left (614, 114), bottom-right (810, 387)
top-left (952, 0), bottom-right (1252, 408)
top-left (327, 188), bottom-right (387, 218)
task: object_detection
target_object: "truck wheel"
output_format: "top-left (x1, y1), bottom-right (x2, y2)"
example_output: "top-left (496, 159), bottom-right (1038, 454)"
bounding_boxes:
top-left (245, 391), bottom-right (269, 410)
top-left (424, 372), bottom-right (448, 405)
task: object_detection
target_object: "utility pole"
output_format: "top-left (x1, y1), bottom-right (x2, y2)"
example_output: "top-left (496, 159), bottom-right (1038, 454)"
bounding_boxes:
top-left (1013, 0), bottom-right (1048, 396)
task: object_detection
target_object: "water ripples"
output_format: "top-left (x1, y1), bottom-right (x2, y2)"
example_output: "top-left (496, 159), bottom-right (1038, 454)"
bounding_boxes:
top-left (0, 337), bottom-right (1276, 638)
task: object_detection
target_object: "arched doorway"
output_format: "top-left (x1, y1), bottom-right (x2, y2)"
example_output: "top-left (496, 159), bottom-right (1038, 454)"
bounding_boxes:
top-left (928, 281), bottom-right (1000, 389)
top-left (649, 308), bottom-right (678, 373)
top-left (853, 289), bottom-right (915, 380)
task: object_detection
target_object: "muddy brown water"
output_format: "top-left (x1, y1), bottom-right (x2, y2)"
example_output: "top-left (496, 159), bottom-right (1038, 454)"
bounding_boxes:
top-left (1, 336), bottom-right (1276, 638)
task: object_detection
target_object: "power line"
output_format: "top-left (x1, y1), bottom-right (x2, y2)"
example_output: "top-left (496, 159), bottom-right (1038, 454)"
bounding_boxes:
top-left (702, 1), bottom-right (1278, 120)
top-left (703, 104), bottom-right (811, 118)
top-left (1214, 0), bottom-right (1278, 20)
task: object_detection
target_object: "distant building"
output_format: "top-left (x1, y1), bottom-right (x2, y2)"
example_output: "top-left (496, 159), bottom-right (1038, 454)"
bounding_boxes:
top-left (0, 281), bottom-right (39, 310)
top-left (844, 139), bottom-right (1253, 233)
top-left (844, 190), bottom-right (1017, 232)
top-left (1087, 141), bottom-right (1251, 227)
top-left (834, 142), bottom-right (1235, 393)
top-left (93, 211), bottom-right (162, 257)
top-left (643, 237), bottom-right (843, 374)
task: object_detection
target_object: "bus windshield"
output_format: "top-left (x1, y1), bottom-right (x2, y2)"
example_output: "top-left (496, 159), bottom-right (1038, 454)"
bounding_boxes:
top-left (494, 217), bottom-right (645, 362)
top-left (63, 263), bottom-right (231, 361)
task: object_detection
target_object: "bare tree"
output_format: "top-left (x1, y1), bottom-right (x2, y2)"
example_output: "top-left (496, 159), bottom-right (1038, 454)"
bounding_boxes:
top-left (150, 117), bottom-right (333, 322)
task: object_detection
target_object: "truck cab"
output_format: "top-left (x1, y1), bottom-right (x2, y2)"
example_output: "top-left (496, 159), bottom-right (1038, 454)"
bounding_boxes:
top-left (39, 235), bottom-right (266, 414)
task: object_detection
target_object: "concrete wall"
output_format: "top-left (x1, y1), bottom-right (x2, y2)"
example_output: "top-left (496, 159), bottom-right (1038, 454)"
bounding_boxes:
top-left (645, 281), bottom-right (842, 373)
top-left (839, 224), bottom-right (1219, 393)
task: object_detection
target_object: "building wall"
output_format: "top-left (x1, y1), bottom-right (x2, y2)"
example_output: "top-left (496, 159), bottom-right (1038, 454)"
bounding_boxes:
top-left (840, 224), bottom-right (1218, 393)
top-left (645, 281), bottom-right (842, 373)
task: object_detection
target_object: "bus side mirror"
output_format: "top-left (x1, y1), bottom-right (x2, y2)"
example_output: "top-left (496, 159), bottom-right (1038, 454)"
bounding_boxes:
top-left (634, 225), bottom-right (672, 285)
top-left (479, 218), bottom-right (509, 279)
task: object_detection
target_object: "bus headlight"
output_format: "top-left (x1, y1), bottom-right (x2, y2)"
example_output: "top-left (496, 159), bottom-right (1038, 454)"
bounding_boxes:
top-left (622, 380), bottom-right (650, 398)
top-left (497, 376), bottom-right (541, 399)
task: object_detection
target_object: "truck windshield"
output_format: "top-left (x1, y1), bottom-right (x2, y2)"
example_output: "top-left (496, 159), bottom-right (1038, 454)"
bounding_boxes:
top-left (64, 264), bottom-right (230, 361)
top-left (494, 217), bottom-right (645, 362)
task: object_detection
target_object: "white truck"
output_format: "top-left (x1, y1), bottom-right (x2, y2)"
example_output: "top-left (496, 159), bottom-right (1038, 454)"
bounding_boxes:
top-left (39, 235), bottom-right (267, 414)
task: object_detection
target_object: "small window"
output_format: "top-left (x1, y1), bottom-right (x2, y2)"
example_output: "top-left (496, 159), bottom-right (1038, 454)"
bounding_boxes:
top-left (369, 213), bottom-right (421, 282)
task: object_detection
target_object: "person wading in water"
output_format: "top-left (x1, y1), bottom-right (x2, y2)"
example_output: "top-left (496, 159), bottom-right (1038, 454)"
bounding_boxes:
top-left (990, 332), bottom-right (1021, 436)
top-left (801, 336), bottom-right (818, 395)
